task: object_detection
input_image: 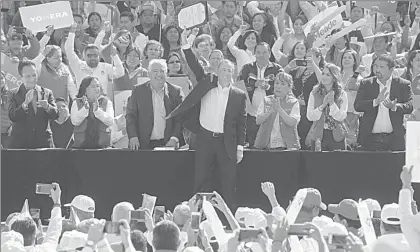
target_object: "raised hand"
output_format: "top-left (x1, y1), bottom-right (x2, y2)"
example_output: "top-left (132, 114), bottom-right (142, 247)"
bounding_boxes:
top-left (261, 182), bottom-right (276, 198)
top-left (24, 89), bottom-right (35, 106)
top-left (400, 165), bottom-right (414, 188)
top-left (46, 25), bottom-right (54, 37)
top-left (69, 23), bottom-right (78, 33)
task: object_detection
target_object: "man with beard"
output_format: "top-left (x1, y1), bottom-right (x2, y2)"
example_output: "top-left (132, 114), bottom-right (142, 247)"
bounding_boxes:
top-left (64, 23), bottom-right (124, 96)
top-left (354, 54), bottom-right (413, 151)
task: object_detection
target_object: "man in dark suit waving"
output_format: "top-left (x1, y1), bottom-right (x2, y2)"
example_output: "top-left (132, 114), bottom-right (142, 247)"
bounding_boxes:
top-left (354, 54), bottom-right (413, 151)
top-left (168, 59), bottom-right (247, 207)
top-left (8, 61), bottom-right (58, 149)
top-left (126, 59), bottom-right (184, 150)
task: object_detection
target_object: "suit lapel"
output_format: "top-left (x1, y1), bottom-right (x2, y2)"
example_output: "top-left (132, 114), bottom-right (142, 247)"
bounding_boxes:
top-left (373, 78), bottom-right (380, 98)
top-left (389, 77), bottom-right (398, 101)
top-left (163, 83), bottom-right (172, 117)
top-left (144, 83), bottom-right (154, 122)
top-left (224, 88), bottom-right (234, 122)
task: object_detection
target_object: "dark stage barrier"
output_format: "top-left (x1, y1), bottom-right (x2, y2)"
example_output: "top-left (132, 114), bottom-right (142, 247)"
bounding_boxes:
top-left (2, 149), bottom-right (418, 221)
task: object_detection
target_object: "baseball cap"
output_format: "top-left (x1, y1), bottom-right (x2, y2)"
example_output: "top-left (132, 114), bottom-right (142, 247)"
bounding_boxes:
top-left (65, 195), bottom-right (95, 213)
top-left (303, 188), bottom-right (327, 211)
top-left (381, 203), bottom-right (400, 225)
top-left (328, 199), bottom-right (359, 221)
top-left (138, 1), bottom-right (156, 14)
top-left (57, 230), bottom-right (87, 252)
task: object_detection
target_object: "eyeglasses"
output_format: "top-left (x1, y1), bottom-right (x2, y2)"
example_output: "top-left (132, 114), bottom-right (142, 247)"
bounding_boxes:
top-left (168, 60), bottom-right (180, 64)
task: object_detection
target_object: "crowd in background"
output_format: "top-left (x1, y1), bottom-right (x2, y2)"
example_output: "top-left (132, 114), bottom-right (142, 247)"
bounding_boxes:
top-left (0, 0), bottom-right (420, 151)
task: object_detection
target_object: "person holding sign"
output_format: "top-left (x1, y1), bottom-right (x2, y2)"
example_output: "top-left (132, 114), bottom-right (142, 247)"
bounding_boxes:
top-left (8, 61), bottom-right (58, 149)
top-left (354, 54), bottom-right (413, 151)
top-left (126, 59), bottom-right (184, 150)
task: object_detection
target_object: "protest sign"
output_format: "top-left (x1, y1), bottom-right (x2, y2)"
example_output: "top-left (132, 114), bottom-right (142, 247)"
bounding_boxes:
top-left (178, 3), bottom-right (208, 29)
top-left (202, 200), bottom-right (228, 245)
top-left (20, 1), bottom-right (73, 33)
top-left (303, 6), bottom-right (343, 47)
top-left (141, 194), bottom-right (157, 213)
top-left (286, 189), bottom-right (307, 252)
top-left (1, 53), bottom-right (23, 88)
top-left (357, 200), bottom-right (377, 246)
top-left (406, 122), bottom-right (420, 183)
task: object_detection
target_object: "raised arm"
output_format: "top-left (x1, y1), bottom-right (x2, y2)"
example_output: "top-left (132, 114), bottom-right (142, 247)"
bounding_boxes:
top-left (65, 24), bottom-right (84, 74)
top-left (181, 29), bottom-right (206, 82)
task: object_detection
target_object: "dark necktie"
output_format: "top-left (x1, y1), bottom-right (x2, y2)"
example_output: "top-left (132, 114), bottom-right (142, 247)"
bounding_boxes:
top-left (31, 91), bottom-right (38, 114)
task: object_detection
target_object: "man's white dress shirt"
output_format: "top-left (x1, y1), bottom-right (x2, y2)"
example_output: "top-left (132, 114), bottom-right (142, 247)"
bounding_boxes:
top-left (200, 84), bottom-right (231, 134)
top-left (372, 77), bottom-right (393, 134)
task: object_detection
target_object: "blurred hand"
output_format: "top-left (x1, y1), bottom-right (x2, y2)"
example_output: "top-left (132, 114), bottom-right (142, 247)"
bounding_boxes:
top-left (82, 96), bottom-right (89, 110)
top-left (87, 219), bottom-right (106, 245)
top-left (383, 98), bottom-right (397, 110)
top-left (346, 232), bottom-right (364, 252)
top-left (144, 209), bottom-right (154, 232)
top-left (110, 45), bottom-right (118, 57)
top-left (191, 27), bottom-right (200, 37)
top-left (369, 6), bottom-right (379, 16)
top-left (188, 195), bottom-right (200, 213)
top-left (25, 28), bottom-right (34, 38)
top-left (129, 137), bottom-right (140, 150)
top-left (50, 182), bottom-right (61, 205)
top-left (239, 24), bottom-right (248, 36)
top-left (119, 219), bottom-right (131, 248)
top-left (227, 230), bottom-right (240, 252)
top-left (24, 89), bottom-right (35, 106)
top-left (92, 99), bottom-right (99, 111)
top-left (211, 191), bottom-right (228, 212)
top-left (199, 228), bottom-right (211, 250)
top-left (181, 27), bottom-right (189, 46)
top-left (46, 25), bottom-right (54, 37)
top-left (37, 100), bottom-right (49, 109)
top-left (261, 182), bottom-right (276, 198)
top-left (273, 217), bottom-right (288, 244)
top-left (164, 210), bottom-right (173, 222)
top-left (77, 218), bottom-right (98, 234)
top-left (302, 222), bottom-right (323, 242)
top-left (400, 165), bottom-right (414, 187)
top-left (184, 219), bottom-right (197, 246)
top-left (69, 23), bottom-right (78, 33)
top-left (327, 91), bottom-right (335, 105)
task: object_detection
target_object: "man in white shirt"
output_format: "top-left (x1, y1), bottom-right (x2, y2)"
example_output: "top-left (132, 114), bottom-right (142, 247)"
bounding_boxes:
top-left (354, 54), bottom-right (413, 151)
top-left (64, 23), bottom-right (124, 96)
top-left (167, 59), bottom-right (247, 207)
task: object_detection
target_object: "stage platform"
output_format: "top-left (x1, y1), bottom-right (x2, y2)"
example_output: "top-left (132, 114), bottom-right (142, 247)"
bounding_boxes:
top-left (2, 149), bottom-right (417, 220)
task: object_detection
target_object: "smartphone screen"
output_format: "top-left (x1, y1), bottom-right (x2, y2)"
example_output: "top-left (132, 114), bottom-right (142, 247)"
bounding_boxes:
top-left (154, 206), bottom-right (165, 223)
top-left (30, 208), bottom-right (40, 223)
top-left (191, 212), bottom-right (201, 231)
top-left (104, 221), bottom-right (120, 234)
top-left (238, 228), bottom-right (261, 242)
top-left (130, 210), bottom-right (145, 221)
top-left (35, 183), bottom-right (55, 195)
top-left (296, 59), bottom-right (307, 67)
top-left (287, 224), bottom-right (310, 236)
top-left (196, 193), bottom-right (215, 201)
top-left (372, 210), bottom-right (381, 219)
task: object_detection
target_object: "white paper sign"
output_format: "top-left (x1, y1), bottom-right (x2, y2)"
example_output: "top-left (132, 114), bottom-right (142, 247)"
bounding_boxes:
top-left (406, 122), bottom-right (420, 183)
top-left (202, 200), bottom-right (228, 245)
top-left (286, 189), bottom-right (307, 252)
top-left (141, 194), bottom-right (157, 213)
top-left (357, 201), bottom-right (377, 245)
top-left (303, 6), bottom-right (343, 47)
top-left (20, 1), bottom-right (74, 33)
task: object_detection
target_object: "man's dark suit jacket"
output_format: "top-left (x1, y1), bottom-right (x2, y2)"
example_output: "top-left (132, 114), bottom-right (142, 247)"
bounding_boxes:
top-left (167, 74), bottom-right (247, 160)
top-left (8, 85), bottom-right (58, 149)
top-left (126, 81), bottom-right (184, 149)
top-left (238, 61), bottom-right (283, 104)
top-left (354, 76), bottom-right (413, 151)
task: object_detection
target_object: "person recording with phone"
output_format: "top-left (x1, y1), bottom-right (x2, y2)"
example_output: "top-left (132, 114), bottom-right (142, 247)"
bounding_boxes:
top-left (4, 26), bottom-right (40, 60)
top-left (70, 76), bottom-right (114, 149)
top-left (8, 60), bottom-right (58, 149)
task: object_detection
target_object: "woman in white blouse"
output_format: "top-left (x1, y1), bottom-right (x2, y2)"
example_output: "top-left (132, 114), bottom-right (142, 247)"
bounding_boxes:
top-left (71, 76), bottom-right (114, 149)
top-left (227, 25), bottom-right (260, 73)
top-left (307, 62), bottom-right (348, 151)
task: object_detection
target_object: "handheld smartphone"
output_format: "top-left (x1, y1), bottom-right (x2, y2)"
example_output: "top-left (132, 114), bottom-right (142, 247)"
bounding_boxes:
top-left (30, 208), bottom-right (40, 223)
top-left (35, 183), bottom-right (55, 195)
top-left (287, 224), bottom-right (311, 236)
top-left (238, 228), bottom-right (261, 242)
top-left (14, 27), bottom-right (26, 34)
top-left (191, 212), bottom-right (201, 231)
top-left (196, 193), bottom-right (215, 201)
top-left (104, 221), bottom-right (120, 234)
top-left (372, 210), bottom-right (381, 218)
top-left (62, 206), bottom-right (71, 219)
top-left (130, 210), bottom-right (146, 221)
top-left (154, 206), bottom-right (165, 223)
top-left (296, 59), bottom-right (307, 67)
top-left (350, 37), bottom-right (358, 44)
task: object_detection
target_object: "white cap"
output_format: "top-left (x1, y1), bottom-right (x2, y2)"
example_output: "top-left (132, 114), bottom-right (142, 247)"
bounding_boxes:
top-left (1, 231), bottom-right (25, 252)
top-left (235, 207), bottom-right (267, 229)
top-left (381, 203), bottom-right (400, 225)
top-left (312, 216), bottom-right (333, 232)
top-left (65, 195), bottom-right (95, 213)
top-left (57, 230), bottom-right (88, 251)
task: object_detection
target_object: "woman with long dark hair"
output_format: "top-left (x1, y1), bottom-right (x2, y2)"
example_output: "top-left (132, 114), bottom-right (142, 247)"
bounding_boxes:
top-left (215, 26), bottom-right (235, 63)
top-left (250, 12), bottom-right (277, 51)
top-left (70, 76), bottom-right (114, 149)
top-left (307, 63), bottom-right (348, 151)
top-left (227, 25), bottom-right (260, 73)
top-left (273, 14), bottom-right (307, 58)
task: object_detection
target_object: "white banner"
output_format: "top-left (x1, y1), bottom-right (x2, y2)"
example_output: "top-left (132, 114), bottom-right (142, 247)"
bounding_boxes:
top-left (406, 122), bottom-right (420, 183)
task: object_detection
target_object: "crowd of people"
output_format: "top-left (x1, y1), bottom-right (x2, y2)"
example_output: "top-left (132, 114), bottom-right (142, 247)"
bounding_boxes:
top-left (1, 0), bottom-right (419, 151)
top-left (1, 165), bottom-right (419, 252)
